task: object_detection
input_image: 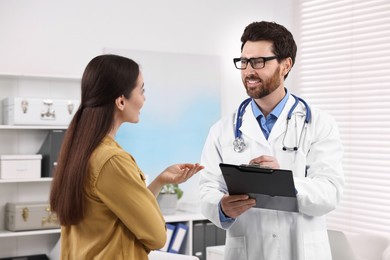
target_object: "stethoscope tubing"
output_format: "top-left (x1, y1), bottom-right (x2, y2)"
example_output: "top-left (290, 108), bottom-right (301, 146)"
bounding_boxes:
top-left (235, 97), bottom-right (252, 139)
top-left (233, 94), bottom-right (311, 152)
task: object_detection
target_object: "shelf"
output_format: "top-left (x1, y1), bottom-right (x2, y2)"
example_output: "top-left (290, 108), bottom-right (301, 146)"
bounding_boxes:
top-left (0, 125), bottom-right (67, 130)
top-left (0, 72), bottom-right (79, 256)
top-left (0, 228), bottom-right (60, 238)
top-left (164, 211), bottom-right (205, 223)
top-left (0, 178), bottom-right (52, 184)
top-left (0, 213), bottom-right (204, 238)
top-left (0, 73), bottom-right (81, 81)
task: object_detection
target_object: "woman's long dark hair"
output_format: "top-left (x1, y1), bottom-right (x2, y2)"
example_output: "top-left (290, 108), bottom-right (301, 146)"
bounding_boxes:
top-left (50, 54), bottom-right (140, 225)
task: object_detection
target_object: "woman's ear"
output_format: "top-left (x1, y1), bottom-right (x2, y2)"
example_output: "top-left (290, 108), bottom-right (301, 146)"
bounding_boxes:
top-left (115, 95), bottom-right (125, 111)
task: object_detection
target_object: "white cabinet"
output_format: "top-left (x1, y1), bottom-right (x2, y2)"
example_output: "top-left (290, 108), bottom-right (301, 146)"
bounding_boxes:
top-left (0, 74), bottom-right (80, 258)
top-left (0, 179), bottom-right (61, 258)
top-left (164, 211), bottom-right (206, 256)
top-left (163, 212), bottom-right (226, 259)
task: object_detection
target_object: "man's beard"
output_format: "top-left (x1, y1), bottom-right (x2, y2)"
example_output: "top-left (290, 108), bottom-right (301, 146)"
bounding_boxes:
top-left (245, 67), bottom-right (281, 99)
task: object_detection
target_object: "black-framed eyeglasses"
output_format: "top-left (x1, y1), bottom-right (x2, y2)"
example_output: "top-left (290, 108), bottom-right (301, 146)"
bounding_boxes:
top-left (233, 56), bottom-right (278, 70)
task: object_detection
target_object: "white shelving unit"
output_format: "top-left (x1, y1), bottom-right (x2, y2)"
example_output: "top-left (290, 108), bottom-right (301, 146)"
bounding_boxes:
top-left (0, 125), bottom-right (68, 130)
top-left (0, 228), bottom-right (61, 238)
top-left (0, 178), bottom-right (52, 184)
top-left (0, 177), bottom-right (57, 241)
top-left (0, 176), bottom-right (62, 258)
top-left (0, 73), bottom-right (80, 258)
top-left (164, 211), bottom-right (206, 256)
top-left (0, 73), bottom-right (208, 259)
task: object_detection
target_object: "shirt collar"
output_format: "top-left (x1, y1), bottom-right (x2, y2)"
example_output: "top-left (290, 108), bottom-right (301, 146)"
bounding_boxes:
top-left (251, 88), bottom-right (290, 119)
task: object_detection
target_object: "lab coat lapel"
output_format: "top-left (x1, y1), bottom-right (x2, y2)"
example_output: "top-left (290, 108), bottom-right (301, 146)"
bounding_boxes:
top-left (268, 95), bottom-right (296, 142)
top-left (239, 104), bottom-right (266, 144)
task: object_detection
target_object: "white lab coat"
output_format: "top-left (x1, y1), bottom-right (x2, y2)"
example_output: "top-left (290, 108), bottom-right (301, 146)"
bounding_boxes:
top-left (199, 94), bottom-right (344, 260)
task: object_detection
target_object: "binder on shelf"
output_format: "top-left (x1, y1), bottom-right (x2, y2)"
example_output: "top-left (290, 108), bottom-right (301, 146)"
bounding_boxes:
top-left (192, 222), bottom-right (205, 260)
top-left (160, 223), bottom-right (176, 252)
top-left (168, 223), bottom-right (188, 254)
top-left (192, 220), bottom-right (226, 260)
top-left (205, 222), bottom-right (217, 248)
top-left (38, 129), bottom-right (65, 177)
top-left (216, 226), bottom-right (226, 245)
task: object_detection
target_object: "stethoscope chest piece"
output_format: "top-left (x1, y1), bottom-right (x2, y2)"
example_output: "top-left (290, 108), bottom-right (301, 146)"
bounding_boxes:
top-left (233, 137), bottom-right (246, 153)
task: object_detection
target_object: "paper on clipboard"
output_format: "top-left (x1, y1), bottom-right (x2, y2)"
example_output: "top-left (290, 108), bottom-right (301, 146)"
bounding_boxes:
top-left (219, 163), bottom-right (299, 212)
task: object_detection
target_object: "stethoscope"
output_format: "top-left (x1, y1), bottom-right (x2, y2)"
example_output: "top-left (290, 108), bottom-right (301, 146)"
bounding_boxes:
top-left (233, 94), bottom-right (311, 153)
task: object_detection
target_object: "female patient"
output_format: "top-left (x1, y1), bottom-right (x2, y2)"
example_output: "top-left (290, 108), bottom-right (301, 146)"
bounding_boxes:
top-left (50, 54), bottom-right (203, 259)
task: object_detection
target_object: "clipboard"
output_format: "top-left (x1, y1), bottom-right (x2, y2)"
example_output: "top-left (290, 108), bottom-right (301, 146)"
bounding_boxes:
top-left (219, 163), bottom-right (299, 212)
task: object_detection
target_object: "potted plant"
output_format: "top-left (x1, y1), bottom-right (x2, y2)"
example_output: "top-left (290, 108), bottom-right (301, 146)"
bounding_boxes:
top-left (157, 184), bottom-right (183, 215)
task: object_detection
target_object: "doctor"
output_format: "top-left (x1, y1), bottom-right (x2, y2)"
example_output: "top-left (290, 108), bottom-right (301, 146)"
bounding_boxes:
top-left (199, 21), bottom-right (344, 260)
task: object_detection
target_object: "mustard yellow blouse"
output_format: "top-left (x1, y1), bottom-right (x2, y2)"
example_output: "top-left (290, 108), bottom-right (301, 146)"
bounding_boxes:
top-left (60, 136), bottom-right (166, 260)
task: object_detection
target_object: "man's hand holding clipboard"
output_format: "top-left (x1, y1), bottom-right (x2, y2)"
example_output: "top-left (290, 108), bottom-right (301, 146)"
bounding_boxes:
top-left (220, 163), bottom-right (299, 213)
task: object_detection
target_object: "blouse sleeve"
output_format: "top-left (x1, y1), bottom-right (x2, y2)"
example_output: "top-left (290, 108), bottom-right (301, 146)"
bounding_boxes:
top-left (94, 153), bottom-right (167, 250)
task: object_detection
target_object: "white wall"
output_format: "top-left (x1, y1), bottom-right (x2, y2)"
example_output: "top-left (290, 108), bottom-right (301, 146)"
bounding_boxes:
top-left (0, 0), bottom-right (295, 204)
top-left (0, 0), bottom-right (294, 116)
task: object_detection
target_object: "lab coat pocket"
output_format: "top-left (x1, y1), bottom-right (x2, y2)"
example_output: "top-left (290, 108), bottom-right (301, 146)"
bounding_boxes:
top-left (303, 230), bottom-right (332, 260)
top-left (225, 236), bottom-right (247, 260)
